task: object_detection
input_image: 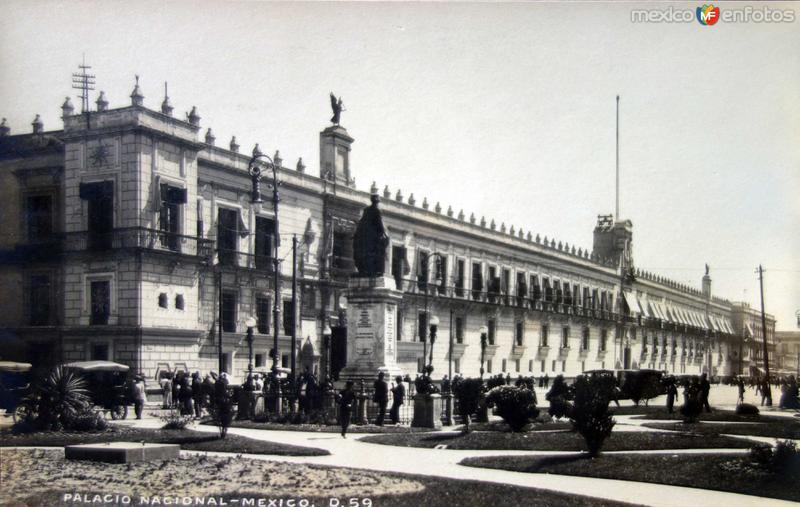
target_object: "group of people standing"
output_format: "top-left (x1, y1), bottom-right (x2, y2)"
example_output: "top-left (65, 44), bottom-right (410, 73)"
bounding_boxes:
top-left (663, 373), bottom-right (712, 414)
top-left (159, 370), bottom-right (228, 418)
top-left (336, 372), bottom-right (407, 437)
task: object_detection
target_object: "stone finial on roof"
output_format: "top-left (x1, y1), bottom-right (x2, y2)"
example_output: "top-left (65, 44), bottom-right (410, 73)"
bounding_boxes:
top-left (96, 91), bottom-right (109, 112)
top-left (480, 216), bottom-right (486, 228)
top-left (62, 97), bottom-right (75, 117)
top-left (187, 106), bottom-right (200, 126)
top-left (205, 128), bottom-right (216, 146)
top-left (490, 219), bottom-right (496, 230)
top-left (457, 209), bottom-right (464, 221)
top-left (230, 136), bottom-right (240, 153)
top-left (571, 246), bottom-right (576, 255)
top-left (510, 225), bottom-right (515, 236)
top-left (422, 197), bottom-right (429, 210)
top-left (131, 75), bottom-right (144, 106)
top-left (0, 118), bottom-right (10, 137)
top-left (383, 185), bottom-right (391, 199)
top-left (535, 233), bottom-right (541, 243)
top-left (500, 222), bottom-right (506, 233)
top-left (273, 150), bottom-right (282, 167)
top-left (543, 235), bottom-right (548, 245)
top-left (252, 143), bottom-right (262, 158)
top-left (578, 247), bottom-right (583, 257)
top-left (297, 157), bottom-right (306, 173)
top-left (526, 232), bottom-right (532, 241)
top-left (395, 189), bottom-right (403, 203)
top-left (469, 212), bottom-right (476, 224)
top-left (370, 181), bottom-right (378, 194)
top-left (161, 82), bottom-right (173, 116)
top-left (434, 202), bottom-right (441, 214)
top-left (408, 193), bottom-right (416, 206)
top-left (558, 241), bottom-right (563, 251)
top-left (447, 205), bottom-right (453, 217)
top-left (519, 229), bottom-right (524, 239)
top-left (31, 114), bottom-right (43, 134)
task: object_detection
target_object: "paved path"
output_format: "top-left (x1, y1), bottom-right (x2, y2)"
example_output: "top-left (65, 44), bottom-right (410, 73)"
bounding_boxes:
top-left (116, 414), bottom-right (794, 507)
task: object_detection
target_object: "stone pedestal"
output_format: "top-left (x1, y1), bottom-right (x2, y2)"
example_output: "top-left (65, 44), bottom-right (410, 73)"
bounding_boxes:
top-left (412, 394), bottom-right (442, 429)
top-left (65, 442), bottom-right (179, 463)
top-left (339, 276), bottom-right (404, 381)
top-left (443, 393), bottom-right (454, 426)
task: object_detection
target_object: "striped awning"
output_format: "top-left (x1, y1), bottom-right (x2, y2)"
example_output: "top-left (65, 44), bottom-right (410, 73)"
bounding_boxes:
top-left (722, 318), bottom-right (735, 334)
top-left (639, 294), bottom-right (653, 318)
top-left (622, 291), bottom-right (642, 316)
top-left (744, 322), bottom-right (754, 337)
top-left (650, 301), bottom-right (665, 321)
top-left (708, 314), bottom-right (720, 332)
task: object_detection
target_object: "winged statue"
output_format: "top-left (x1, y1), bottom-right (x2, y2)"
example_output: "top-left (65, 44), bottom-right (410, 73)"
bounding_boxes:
top-left (330, 93), bottom-right (344, 125)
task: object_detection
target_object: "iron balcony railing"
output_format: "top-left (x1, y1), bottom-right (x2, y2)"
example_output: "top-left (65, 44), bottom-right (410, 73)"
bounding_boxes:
top-left (54, 227), bottom-right (214, 259)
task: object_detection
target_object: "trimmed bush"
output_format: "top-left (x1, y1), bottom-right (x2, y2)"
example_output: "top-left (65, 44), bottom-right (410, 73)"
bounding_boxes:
top-left (485, 386), bottom-right (540, 432)
top-left (680, 398), bottom-right (703, 423)
top-left (209, 382), bottom-right (235, 439)
top-left (750, 440), bottom-right (800, 473)
top-left (736, 403), bottom-right (760, 416)
top-left (453, 377), bottom-right (484, 432)
top-left (65, 408), bottom-right (108, 432)
top-left (546, 375), bottom-right (573, 420)
top-left (160, 410), bottom-right (194, 430)
top-left (570, 375), bottom-right (616, 457)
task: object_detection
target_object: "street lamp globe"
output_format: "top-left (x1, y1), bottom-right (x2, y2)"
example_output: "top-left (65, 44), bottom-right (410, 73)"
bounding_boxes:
top-left (430, 315), bottom-right (440, 327)
top-left (479, 325), bottom-right (488, 335)
top-left (245, 317), bottom-right (257, 329)
top-left (323, 324), bottom-right (332, 336)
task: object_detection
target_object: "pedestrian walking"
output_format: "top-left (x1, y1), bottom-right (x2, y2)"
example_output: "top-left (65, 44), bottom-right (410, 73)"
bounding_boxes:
top-left (699, 373), bottom-right (712, 412)
top-left (160, 373), bottom-right (172, 409)
top-left (665, 377), bottom-right (678, 414)
top-left (737, 377), bottom-right (745, 405)
top-left (132, 375), bottom-right (147, 420)
top-left (373, 371), bottom-right (389, 426)
top-left (338, 380), bottom-right (356, 437)
top-left (389, 376), bottom-right (405, 425)
top-left (192, 372), bottom-right (203, 418)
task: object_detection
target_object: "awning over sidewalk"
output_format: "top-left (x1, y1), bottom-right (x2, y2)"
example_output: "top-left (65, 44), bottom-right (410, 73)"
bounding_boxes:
top-left (622, 291), bottom-right (643, 317)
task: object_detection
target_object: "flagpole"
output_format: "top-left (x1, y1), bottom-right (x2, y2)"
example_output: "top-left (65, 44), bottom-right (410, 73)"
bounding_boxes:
top-left (615, 95), bottom-right (620, 220)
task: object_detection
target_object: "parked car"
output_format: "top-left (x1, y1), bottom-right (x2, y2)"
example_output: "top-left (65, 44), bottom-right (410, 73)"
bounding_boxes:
top-left (63, 361), bottom-right (131, 419)
top-left (0, 361), bottom-right (33, 422)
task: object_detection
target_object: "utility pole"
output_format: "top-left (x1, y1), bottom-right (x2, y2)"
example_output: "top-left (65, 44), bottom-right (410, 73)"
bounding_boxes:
top-left (291, 234), bottom-right (298, 381)
top-left (218, 269), bottom-right (224, 373)
top-left (757, 265), bottom-right (772, 405)
top-left (615, 95), bottom-right (620, 220)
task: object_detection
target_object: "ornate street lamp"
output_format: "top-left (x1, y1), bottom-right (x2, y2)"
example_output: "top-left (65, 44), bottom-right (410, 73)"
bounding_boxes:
top-left (245, 316), bottom-right (257, 374)
top-left (479, 325), bottom-right (488, 378)
top-left (428, 315), bottom-right (440, 370)
top-left (322, 323), bottom-right (332, 381)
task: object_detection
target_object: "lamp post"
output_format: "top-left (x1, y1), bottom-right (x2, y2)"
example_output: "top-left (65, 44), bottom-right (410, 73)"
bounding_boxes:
top-left (479, 325), bottom-right (488, 378)
top-left (428, 315), bottom-right (440, 370)
top-left (248, 148), bottom-right (281, 378)
top-left (245, 317), bottom-right (257, 374)
top-left (322, 323), bottom-right (332, 382)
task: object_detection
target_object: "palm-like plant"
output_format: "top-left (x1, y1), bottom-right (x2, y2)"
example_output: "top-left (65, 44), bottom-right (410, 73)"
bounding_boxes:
top-left (30, 366), bottom-right (91, 430)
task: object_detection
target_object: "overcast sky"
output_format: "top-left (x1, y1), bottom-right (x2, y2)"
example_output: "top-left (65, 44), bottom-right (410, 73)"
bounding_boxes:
top-left (1, 1), bottom-right (798, 330)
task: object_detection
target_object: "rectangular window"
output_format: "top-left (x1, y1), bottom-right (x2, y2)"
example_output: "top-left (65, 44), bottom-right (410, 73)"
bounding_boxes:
top-left (159, 184), bottom-right (186, 251)
top-left (221, 292), bottom-right (237, 332)
top-left (283, 300), bottom-right (294, 336)
top-left (417, 250), bottom-right (429, 290)
top-left (82, 182), bottom-right (114, 250)
top-left (528, 359), bottom-right (533, 372)
top-left (454, 358), bottom-right (461, 374)
top-left (562, 360), bottom-right (566, 372)
top-left (516, 272), bottom-right (527, 305)
top-left (583, 287), bottom-right (590, 308)
top-left (540, 360), bottom-right (545, 372)
top-left (396, 308), bottom-right (404, 342)
top-left (543, 277), bottom-right (552, 302)
top-left (531, 275), bottom-right (541, 301)
top-left (175, 294), bottom-right (185, 310)
top-left (582, 328), bottom-right (590, 350)
top-left (417, 357), bottom-right (425, 373)
top-left (418, 312), bottom-right (428, 342)
top-left (515, 321), bottom-right (524, 346)
top-left (90, 280), bottom-right (110, 325)
top-left (391, 245), bottom-right (407, 290)
top-left (332, 230), bottom-right (354, 270)
top-left (552, 360), bottom-right (556, 372)
top-left (281, 354), bottom-right (289, 368)
top-left (455, 259), bottom-right (466, 297)
top-left (29, 274), bottom-right (52, 326)
top-left (487, 359), bottom-right (493, 374)
top-left (26, 194), bottom-right (53, 242)
top-left (501, 268), bottom-right (511, 302)
top-left (600, 329), bottom-right (608, 351)
top-left (471, 262), bottom-right (483, 300)
top-left (487, 266), bottom-right (499, 301)
top-left (255, 216), bottom-right (275, 270)
top-left (515, 359), bottom-right (520, 373)
top-left (487, 318), bottom-right (496, 345)
top-left (90, 343), bottom-right (109, 361)
top-left (563, 283), bottom-right (572, 305)
top-left (502, 358), bottom-right (507, 372)
top-left (217, 208), bottom-right (238, 266)
top-left (554, 280), bottom-right (563, 304)
top-left (255, 353), bottom-right (265, 368)
top-left (573, 284), bottom-right (580, 307)
top-left (561, 327), bottom-right (569, 348)
top-left (455, 317), bottom-right (464, 344)
top-left (540, 324), bottom-right (549, 347)
top-left (256, 296), bottom-right (270, 334)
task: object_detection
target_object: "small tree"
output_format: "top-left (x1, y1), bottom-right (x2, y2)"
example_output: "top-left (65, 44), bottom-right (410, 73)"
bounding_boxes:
top-left (210, 381), bottom-right (234, 439)
top-left (485, 385), bottom-right (539, 432)
top-left (20, 366), bottom-right (91, 431)
top-left (453, 377), bottom-right (484, 433)
top-left (571, 375), bottom-right (616, 457)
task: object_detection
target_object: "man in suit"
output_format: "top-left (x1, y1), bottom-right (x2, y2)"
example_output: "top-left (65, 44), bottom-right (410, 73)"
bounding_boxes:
top-left (373, 371), bottom-right (389, 426)
top-left (389, 375), bottom-right (405, 425)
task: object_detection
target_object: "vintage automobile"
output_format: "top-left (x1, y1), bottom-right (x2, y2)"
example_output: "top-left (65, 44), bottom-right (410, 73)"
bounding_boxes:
top-left (0, 361), bottom-right (33, 423)
top-left (63, 361), bottom-right (131, 419)
top-left (583, 368), bottom-right (666, 405)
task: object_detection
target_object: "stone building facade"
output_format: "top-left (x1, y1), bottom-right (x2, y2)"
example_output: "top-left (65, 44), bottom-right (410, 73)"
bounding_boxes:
top-left (0, 78), bottom-right (777, 383)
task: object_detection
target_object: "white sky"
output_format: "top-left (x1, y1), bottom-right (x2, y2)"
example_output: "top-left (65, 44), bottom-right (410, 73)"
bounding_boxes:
top-left (1, 1), bottom-right (798, 330)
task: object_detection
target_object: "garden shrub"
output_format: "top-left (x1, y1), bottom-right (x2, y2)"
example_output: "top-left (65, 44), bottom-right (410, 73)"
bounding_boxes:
top-left (485, 385), bottom-right (539, 432)
top-left (736, 403), bottom-right (760, 416)
top-left (486, 375), bottom-right (506, 390)
top-left (680, 398), bottom-right (703, 423)
top-left (65, 407), bottom-right (108, 432)
top-left (546, 375), bottom-right (573, 419)
top-left (160, 410), bottom-right (194, 430)
top-left (750, 440), bottom-right (800, 473)
top-left (209, 383), bottom-right (235, 439)
top-left (453, 377), bottom-right (484, 432)
top-left (15, 366), bottom-right (91, 432)
top-left (570, 375), bottom-right (616, 457)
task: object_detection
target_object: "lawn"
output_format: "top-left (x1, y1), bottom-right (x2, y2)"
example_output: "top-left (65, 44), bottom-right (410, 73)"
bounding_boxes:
top-left (461, 452), bottom-right (800, 502)
top-left (0, 426), bottom-right (328, 456)
top-left (221, 419), bottom-right (434, 433)
top-left (641, 421), bottom-right (800, 440)
top-left (624, 407), bottom-right (788, 423)
top-left (360, 429), bottom-right (751, 452)
top-left (0, 448), bottom-right (630, 507)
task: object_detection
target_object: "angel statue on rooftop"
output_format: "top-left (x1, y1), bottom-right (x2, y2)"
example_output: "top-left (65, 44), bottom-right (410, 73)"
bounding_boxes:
top-left (330, 93), bottom-right (345, 125)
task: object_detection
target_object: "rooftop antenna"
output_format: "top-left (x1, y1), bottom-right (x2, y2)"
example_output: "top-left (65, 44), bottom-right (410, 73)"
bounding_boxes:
top-left (71, 54), bottom-right (95, 127)
top-left (615, 94), bottom-right (620, 221)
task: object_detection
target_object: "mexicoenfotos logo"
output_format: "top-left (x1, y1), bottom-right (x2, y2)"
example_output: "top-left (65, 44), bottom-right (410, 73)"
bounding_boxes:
top-left (696, 4), bottom-right (721, 25)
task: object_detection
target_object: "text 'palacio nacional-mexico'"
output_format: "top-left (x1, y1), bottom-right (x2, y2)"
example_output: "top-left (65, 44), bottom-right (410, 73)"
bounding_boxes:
top-left (0, 76), bottom-right (776, 383)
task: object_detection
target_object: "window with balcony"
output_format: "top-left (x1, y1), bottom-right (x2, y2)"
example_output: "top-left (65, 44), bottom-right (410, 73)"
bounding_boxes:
top-left (471, 262), bottom-right (483, 300)
top-left (90, 280), bottom-right (110, 325)
top-left (455, 259), bottom-right (465, 297)
top-left (332, 230), bottom-right (354, 271)
top-left (254, 216), bottom-right (275, 270)
top-left (531, 274), bottom-right (541, 301)
top-left (283, 300), bottom-right (294, 336)
top-left (581, 327), bottom-right (590, 350)
top-left (159, 184), bottom-right (186, 251)
top-left (217, 208), bottom-right (239, 266)
top-left (554, 280), bottom-right (563, 305)
top-left (516, 272), bottom-right (527, 305)
top-left (543, 277), bottom-right (553, 302)
top-left (391, 245), bottom-right (407, 290)
top-left (26, 194), bottom-right (54, 243)
top-left (435, 255), bottom-right (447, 295)
top-left (561, 327), bottom-right (570, 348)
top-left (256, 296), bottom-right (270, 334)
top-left (80, 181), bottom-right (114, 250)
top-left (501, 268), bottom-right (511, 303)
top-left (221, 292), bottom-right (237, 332)
top-left (417, 250), bottom-right (429, 290)
top-left (573, 284), bottom-right (580, 307)
top-left (583, 287), bottom-right (590, 308)
top-left (564, 283), bottom-right (572, 306)
top-left (28, 274), bottom-right (52, 326)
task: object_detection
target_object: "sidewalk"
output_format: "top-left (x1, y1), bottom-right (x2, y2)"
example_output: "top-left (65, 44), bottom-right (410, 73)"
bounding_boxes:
top-left (116, 416), bottom-right (794, 507)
